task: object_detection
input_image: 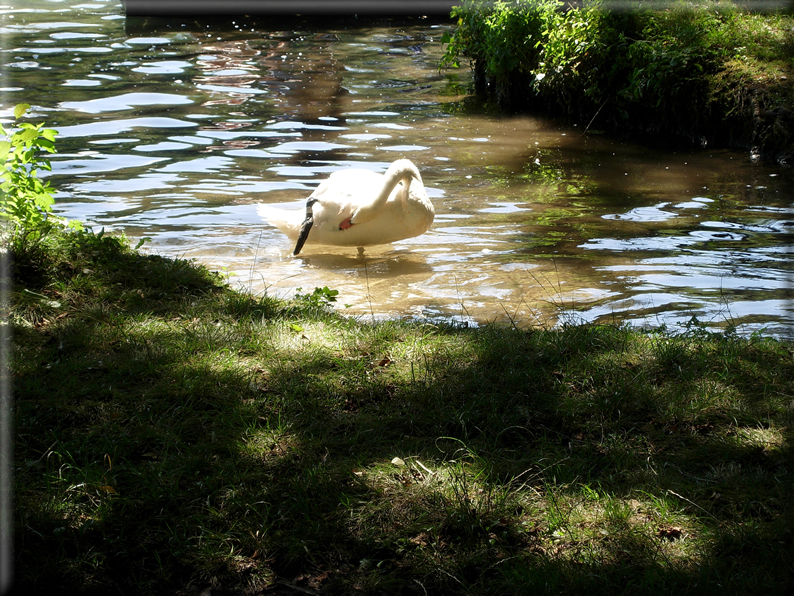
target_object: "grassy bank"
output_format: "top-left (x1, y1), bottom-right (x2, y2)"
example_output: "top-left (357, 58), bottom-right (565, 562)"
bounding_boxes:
top-left (9, 227), bottom-right (794, 594)
top-left (441, 0), bottom-right (794, 162)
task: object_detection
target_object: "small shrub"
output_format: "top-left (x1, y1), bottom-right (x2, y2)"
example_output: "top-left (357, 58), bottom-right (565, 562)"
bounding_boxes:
top-left (1, 103), bottom-right (80, 254)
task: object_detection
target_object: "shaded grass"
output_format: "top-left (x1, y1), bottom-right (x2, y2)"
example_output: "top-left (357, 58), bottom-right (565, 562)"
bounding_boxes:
top-left (10, 229), bottom-right (794, 594)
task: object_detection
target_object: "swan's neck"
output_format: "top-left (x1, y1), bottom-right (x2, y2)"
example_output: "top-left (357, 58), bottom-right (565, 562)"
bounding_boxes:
top-left (351, 160), bottom-right (420, 225)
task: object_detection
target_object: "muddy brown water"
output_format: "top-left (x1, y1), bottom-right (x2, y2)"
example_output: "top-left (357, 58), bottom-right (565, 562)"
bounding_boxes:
top-left (3, 1), bottom-right (792, 335)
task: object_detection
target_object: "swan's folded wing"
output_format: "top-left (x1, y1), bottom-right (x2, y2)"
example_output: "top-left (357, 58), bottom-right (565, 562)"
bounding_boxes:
top-left (256, 204), bottom-right (301, 241)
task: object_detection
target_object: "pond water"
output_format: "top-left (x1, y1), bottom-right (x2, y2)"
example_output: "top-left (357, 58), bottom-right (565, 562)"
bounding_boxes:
top-left (3, 0), bottom-right (793, 336)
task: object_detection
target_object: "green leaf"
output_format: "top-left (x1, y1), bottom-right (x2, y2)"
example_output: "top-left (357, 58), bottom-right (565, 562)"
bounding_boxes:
top-left (17, 128), bottom-right (39, 144)
top-left (13, 103), bottom-right (30, 119)
top-left (134, 237), bottom-right (152, 250)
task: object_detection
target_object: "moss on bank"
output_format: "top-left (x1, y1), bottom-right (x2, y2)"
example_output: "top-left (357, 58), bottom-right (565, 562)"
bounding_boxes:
top-left (441, 0), bottom-right (794, 162)
top-left (9, 228), bottom-right (794, 594)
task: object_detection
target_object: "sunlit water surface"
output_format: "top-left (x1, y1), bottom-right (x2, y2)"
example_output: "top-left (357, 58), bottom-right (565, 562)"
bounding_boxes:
top-left (3, 1), bottom-right (793, 336)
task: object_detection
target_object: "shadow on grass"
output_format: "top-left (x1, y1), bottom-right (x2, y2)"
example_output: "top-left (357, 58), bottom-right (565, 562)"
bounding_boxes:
top-left (11, 230), bottom-right (794, 595)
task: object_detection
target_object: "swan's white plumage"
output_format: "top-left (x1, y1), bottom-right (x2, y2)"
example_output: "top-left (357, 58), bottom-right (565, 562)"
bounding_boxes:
top-left (257, 159), bottom-right (434, 253)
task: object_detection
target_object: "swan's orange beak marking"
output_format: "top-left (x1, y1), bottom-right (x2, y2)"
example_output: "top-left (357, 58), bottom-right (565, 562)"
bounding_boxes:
top-left (339, 218), bottom-right (353, 230)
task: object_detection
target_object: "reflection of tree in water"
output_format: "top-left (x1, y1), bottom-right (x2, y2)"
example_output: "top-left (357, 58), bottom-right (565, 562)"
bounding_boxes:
top-left (261, 33), bottom-right (348, 130)
top-left (194, 40), bottom-right (262, 109)
top-left (191, 40), bottom-right (265, 152)
top-left (190, 33), bottom-right (349, 160)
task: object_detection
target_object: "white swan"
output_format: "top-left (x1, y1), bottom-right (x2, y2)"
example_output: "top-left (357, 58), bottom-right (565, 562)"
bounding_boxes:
top-left (257, 159), bottom-right (434, 255)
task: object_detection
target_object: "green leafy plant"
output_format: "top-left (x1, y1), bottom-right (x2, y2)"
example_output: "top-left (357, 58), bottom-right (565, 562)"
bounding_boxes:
top-left (295, 286), bottom-right (341, 309)
top-left (441, 0), bottom-right (553, 79)
top-left (0, 103), bottom-right (80, 253)
top-left (440, 0), bottom-right (788, 144)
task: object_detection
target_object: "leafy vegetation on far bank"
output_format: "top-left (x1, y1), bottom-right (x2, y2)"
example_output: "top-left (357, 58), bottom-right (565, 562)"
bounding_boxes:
top-left (11, 223), bottom-right (794, 594)
top-left (441, 0), bottom-right (794, 161)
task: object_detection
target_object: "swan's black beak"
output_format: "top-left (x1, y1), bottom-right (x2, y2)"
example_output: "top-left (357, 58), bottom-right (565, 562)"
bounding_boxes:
top-left (293, 198), bottom-right (317, 256)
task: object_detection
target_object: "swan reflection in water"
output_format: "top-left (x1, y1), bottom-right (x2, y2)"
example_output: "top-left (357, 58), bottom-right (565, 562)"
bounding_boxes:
top-left (292, 249), bottom-right (434, 277)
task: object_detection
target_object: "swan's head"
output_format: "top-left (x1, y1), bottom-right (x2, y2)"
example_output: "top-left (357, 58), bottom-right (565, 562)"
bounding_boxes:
top-left (387, 159), bottom-right (423, 184)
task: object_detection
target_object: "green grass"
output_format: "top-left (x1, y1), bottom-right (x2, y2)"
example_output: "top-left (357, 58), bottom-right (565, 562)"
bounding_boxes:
top-left (11, 228), bottom-right (794, 594)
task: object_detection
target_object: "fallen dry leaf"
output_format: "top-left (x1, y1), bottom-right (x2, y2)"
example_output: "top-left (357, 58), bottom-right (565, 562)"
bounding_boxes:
top-left (657, 526), bottom-right (684, 541)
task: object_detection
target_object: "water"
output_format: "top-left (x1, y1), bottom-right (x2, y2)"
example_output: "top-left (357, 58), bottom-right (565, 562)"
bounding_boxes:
top-left (3, 0), bottom-right (793, 337)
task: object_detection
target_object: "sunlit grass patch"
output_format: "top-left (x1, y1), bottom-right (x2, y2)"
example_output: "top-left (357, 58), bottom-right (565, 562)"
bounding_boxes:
top-left (734, 424), bottom-right (785, 452)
